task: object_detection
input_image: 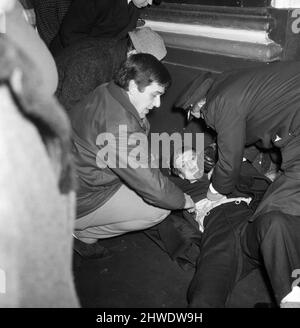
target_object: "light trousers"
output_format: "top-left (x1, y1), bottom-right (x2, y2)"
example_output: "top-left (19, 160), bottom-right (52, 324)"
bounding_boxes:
top-left (75, 184), bottom-right (170, 239)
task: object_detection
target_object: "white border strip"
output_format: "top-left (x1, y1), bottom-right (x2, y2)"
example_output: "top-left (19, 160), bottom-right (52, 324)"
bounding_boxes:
top-left (272, 0), bottom-right (300, 8)
top-left (144, 20), bottom-right (273, 44)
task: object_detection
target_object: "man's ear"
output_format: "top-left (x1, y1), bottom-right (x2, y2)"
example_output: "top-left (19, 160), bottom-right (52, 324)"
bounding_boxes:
top-left (128, 79), bottom-right (138, 95)
top-left (10, 68), bottom-right (23, 93)
top-left (127, 49), bottom-right (137, 58)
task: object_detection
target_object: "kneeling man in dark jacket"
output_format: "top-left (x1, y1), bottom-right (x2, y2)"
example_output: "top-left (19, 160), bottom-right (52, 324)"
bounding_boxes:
top-left (70, 53), bottom-right (195, 259)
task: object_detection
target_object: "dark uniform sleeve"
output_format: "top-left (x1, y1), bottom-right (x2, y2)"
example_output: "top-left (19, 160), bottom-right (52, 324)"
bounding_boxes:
top-left (209, 96), bottom-right (246, 195)
top-left (96, 124), bottom-right (186, 210)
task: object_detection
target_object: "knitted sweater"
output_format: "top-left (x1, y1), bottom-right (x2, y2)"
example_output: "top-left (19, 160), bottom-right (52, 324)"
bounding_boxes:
top-left (51, 0), bottom-right (140, 55)
top-left (55, 37), bottom-right (128, 112)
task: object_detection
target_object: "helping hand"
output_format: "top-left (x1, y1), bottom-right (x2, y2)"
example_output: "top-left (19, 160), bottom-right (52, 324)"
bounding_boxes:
top-left (206, 184), bottom-right (226, 201)
top-left (190, 108), bottom-right (201, 119)
top-left (204, 143), bottom-right (218, 173)
top-left (183, 193), bottom-right (196, 213)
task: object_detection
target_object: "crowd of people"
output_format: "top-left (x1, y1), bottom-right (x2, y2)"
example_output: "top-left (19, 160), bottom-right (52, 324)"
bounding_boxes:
top-left (0, 0), bottom-right (299, 308)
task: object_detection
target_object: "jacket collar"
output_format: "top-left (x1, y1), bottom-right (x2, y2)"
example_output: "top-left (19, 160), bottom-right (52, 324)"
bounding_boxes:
top-left (108, 81), bottom-right (140, 121)
top-left (107, 81), bottom-right (149, 130)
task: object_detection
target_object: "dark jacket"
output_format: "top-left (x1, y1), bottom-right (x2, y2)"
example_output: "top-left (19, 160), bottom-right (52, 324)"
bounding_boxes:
top-left (31, 0), bottom-right (72, 46)
top-left (203, 61), bottom-right (300, 195)
top-left (54, 0), bottom-right (140, 51)
top-left (69, 81), bottom-right (186, 218)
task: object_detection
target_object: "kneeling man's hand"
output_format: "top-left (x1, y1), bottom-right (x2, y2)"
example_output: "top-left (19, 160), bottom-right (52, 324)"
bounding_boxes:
top-left (183, 193), bottom-right (196, 213)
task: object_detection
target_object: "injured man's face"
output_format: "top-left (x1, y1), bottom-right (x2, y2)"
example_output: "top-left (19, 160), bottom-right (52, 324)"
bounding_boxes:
top-left (174, 149), bottom-right (204, 183)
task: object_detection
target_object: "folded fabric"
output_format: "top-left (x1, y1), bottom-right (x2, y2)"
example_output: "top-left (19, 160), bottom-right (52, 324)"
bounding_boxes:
top-left (195, 196), bottom-right (252, 232)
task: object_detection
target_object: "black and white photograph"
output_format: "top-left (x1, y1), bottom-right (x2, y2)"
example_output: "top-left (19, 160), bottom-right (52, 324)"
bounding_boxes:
top-left (0, 0), bottom-right (300, 323)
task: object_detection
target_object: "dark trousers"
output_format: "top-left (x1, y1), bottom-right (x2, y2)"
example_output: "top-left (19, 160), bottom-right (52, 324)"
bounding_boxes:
top-left (187, 202), bottom-right (251, 308)
top-left (188, 207), bottom-right (300, 307)
top-left (242, 211), bottom-right (300, 304)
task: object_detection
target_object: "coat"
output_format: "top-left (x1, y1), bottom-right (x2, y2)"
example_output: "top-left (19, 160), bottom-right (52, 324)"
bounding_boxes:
top-left (55, 37), bottom-right (127, 112)
top-left (54, 0), bottom-right (140, 51)
top-left (69, 81), bottom-right (186, 218)
top-left (203, 61), bottom-right (300, 195)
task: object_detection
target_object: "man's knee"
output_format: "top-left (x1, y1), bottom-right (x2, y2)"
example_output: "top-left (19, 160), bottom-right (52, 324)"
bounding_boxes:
top-left (135, 208), bottom-right (171, 230)
top-left (152, 208), bottom-right (171, 223)
top-left (109, 208), bottom-right (170, 233)
top-left (253, 211), bottom-right (290, 238)
top-left (242, 211), bottom-right (289, 257)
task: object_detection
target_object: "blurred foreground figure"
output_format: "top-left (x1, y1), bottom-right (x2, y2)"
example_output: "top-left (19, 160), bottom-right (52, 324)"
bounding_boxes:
top-left (0, 35), bottom-right (79, 307)
top-left (4, 0), bottom-right (59, 95)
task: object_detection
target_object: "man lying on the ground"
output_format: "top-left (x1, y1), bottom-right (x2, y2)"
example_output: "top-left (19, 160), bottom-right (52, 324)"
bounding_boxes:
top-left (176, 62), bottom-right (300, 307)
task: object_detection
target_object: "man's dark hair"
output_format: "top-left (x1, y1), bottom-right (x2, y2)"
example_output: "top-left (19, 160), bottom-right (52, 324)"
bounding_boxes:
top-left (114, 53), bottom-right (171, 92)
top-left (170, 145), bottom-right (196, 177)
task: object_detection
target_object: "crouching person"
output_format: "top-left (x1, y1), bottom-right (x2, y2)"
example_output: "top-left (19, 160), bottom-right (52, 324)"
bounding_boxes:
top-left (177, 63), bottom-right (300, 307)
top-left (69, 53), bottom-right (195, 259)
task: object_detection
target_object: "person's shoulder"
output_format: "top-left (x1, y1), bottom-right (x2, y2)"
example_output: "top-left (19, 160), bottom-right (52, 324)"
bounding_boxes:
top-left (83, 83), bottom-right (115, 112)
top-left (94, 82), bottom-right (110, 93)
top-left (92, 0), bottom-right (113, 10)
top-left (68, 85), bottom-right (109, 128)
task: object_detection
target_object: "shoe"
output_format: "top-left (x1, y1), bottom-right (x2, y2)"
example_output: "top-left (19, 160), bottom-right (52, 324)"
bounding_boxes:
top-left (73, 237), bottom-right (112, 259)
top-left (280, 302), bottom-right (300, 308)
top-left (280, 286), bottom-right (300, 308)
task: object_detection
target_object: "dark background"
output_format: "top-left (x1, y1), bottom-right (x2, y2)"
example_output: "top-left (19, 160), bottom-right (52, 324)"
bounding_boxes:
top-left (161, 0), bottom-right (271, 7)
